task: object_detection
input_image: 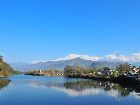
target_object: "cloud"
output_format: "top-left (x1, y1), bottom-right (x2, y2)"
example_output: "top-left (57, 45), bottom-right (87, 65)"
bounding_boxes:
top-left (31, 52), bottom-right (140, 64)
top-left (56, 54), bottom-right (100, 61)
top-left (129, 52), bottom-right (140, 61)
top-left (56, 52), bottom-right (140, 62)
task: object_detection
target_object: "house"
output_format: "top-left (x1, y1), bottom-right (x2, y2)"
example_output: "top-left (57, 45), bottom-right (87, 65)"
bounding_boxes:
top-left (97, 69), bottom-right (113, 76)
top-left (132, 68), bottom-right (139, 74)
top-left (39, 70), bottom-right (43, 75)
top-left (125, 67), bottom-right (140, 79)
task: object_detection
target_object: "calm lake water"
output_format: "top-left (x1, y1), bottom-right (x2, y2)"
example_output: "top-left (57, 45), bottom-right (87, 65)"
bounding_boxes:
top-left (0, 75), bottom-right (140, 105)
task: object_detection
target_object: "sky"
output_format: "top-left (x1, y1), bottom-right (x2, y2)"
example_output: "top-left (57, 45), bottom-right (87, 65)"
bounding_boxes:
top-left (0, 0), bottom-right (140, 63)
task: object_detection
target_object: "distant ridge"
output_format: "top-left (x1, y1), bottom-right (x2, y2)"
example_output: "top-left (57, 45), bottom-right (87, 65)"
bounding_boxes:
top-left (55, 53), bottom-right (140, 62)
top-left (10, 57), bottom-right (126, 71)
top-left (89, 61), bottom-right (124, 69)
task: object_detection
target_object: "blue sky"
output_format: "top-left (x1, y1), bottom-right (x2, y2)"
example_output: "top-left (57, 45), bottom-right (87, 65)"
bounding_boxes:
top-left (0, 0), bottom-right (140, 63)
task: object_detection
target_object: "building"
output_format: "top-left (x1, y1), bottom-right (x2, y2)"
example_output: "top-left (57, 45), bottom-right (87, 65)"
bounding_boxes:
top-left (97, 69), bottom-right (113, 76)
top-left (125, 67), bottom-right (140, 79)
top-left (132, 68), bottom-right (139, 74)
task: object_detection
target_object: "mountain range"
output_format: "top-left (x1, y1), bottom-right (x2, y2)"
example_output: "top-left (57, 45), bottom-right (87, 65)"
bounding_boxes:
top-left (10, 57), bottom-right (93, 71)
top-left (55, 52), bottom-right (140, 62)
top-left (10, 58), bottom-right (125, 71)
top-left (10, 53), bottom-right (140, 71)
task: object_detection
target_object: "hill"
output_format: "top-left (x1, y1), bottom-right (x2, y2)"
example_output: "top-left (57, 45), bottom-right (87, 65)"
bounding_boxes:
top-left (11, 57), bottom-right (93, 71)
top-left (10, 57), bottom-right (125, 71)
top-left (89, 61), bottom-right (124, 69)
top-left (0, 56), bottom-right (14, 77)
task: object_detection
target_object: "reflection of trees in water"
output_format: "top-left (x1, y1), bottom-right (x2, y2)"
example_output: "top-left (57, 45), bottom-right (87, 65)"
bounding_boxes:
top-left (0, 79), bottom-right (11, 90)
top-left (64, 79), bottom-right (140, 97)
top-left (30, 78), bottom-right (140, 99)
top-left (112, 84), bottom-right (130, 96)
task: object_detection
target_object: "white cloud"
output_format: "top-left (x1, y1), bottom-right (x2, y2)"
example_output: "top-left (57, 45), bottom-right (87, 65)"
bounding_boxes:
top-left (129, 52), bottom-right (140, 61)
top-left (56, 52), bottom-right (140, 62)
top-left (103, 54), bottom-right (129, 62)
top-left (56, 54), bottom-right (100, 61)
top-left (31, 52), bottom-right (140, 64)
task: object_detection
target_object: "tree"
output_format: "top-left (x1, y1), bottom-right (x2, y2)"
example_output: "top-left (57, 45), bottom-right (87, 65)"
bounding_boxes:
top-left (0, 60), bottom-right (14, 77)
top-left (131, 65), bottom-right (136, 69)
top-left (103, 67), bottom-right (111, 71)
top-left (64, 66), bottom-right (75, 76)
top-left (116, 63), bottom-right (131, 76)
top-left (138, 66), bottom-right (140, 74)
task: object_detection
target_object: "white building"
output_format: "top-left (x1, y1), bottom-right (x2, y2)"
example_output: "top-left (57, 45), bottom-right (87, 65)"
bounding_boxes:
top-left (126, 68), bottom-right (140, 78)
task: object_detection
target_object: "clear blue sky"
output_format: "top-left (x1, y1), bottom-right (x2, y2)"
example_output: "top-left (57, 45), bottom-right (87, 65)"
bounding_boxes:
top-left (0, 0), bottom-right (140, 63)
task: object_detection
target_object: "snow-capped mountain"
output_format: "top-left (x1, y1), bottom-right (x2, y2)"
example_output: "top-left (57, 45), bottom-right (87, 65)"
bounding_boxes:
top-left (10, 52), bottom-right (140, 71)
top-left (56, 54), bottom-right (100, 61)
top-left (56, 52), bottom-right (140, 62)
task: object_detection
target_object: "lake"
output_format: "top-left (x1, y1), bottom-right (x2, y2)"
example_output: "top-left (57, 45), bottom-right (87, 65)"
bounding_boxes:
top-left (0, 75), bottom-right (140, 105)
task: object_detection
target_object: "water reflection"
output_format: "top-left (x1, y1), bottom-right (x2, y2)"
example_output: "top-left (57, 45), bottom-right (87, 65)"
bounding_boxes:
top-left (30, 78), bottom-right (140, 100)
top-left (0, 79), bottom-right (11, 90)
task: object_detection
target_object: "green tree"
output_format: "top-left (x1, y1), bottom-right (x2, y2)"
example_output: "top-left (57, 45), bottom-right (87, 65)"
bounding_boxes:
top-left (103, 67), bottom-right (111, 71)
top-left (116, 63), bottom-right (131, 76)
top-left (64, 66), bottom-right (75, 76)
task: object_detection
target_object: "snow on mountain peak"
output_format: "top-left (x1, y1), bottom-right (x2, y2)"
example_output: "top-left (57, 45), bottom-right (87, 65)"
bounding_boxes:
top-left (56, 52), bottom-right (140, 62)
top-left (56, 54), bottom-right (100, 61)
top-left (31, 52), bottom-right (140, 64)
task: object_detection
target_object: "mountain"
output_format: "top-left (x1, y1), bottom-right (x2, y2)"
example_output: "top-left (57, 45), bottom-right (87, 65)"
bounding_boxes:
top-left (10, 63), bottom-right (30, 71)
top-left (9, 53), bottom-right (140, 71)
top-left (56, 52), bottom-right (140, 62)
top-left (89, 61), bottom-right (124, 69)
top-left (131, 62), bottom-right (140, 67)
top-left (10, 57), bottom-right (126, 71)
top-left (10, 57), bottom-right (94, 71)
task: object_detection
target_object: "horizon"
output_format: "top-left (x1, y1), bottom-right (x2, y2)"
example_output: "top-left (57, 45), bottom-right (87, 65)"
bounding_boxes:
top-left (0, 0), bottom-right (140, 63)
top-left (6, 51), bottom-right (140, 64)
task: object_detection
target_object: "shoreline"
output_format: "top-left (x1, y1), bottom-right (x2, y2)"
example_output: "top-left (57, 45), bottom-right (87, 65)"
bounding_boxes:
top-left (65, 75), bottom-right (140, 85)
top-left (24, 73), bottom-right (140, 86)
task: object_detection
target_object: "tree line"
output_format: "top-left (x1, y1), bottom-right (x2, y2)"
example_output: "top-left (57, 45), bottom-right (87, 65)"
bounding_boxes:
top-left (64, 63), bottom-right (140, 77)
